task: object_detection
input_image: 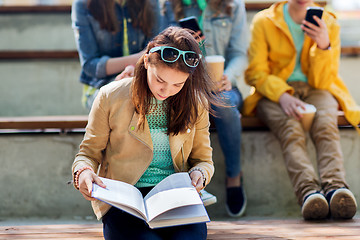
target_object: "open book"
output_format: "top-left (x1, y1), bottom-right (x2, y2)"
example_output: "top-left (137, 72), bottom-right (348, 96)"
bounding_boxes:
top-left (91, 172), bottom-right (210, 229)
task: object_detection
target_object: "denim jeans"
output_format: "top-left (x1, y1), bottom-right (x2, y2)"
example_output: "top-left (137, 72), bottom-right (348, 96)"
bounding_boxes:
top-left (102, 187), bottom-right (207, 240)
top-left (211, 87), bottom-right (243, 178)
top-left (102, 207), bottom-right (207, 240)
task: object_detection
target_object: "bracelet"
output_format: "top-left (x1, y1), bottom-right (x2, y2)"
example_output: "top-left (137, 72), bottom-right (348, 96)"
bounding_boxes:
top-left (74, 166), bottom-right (93, 190)
top-left (188, 167), bottom-right (206, 187)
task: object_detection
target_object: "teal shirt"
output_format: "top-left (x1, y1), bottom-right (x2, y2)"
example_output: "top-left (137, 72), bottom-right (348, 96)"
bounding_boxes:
top-left (284, 3), bottom-right (308, 83)
top-left (135, 99), bottom-right (175, 187)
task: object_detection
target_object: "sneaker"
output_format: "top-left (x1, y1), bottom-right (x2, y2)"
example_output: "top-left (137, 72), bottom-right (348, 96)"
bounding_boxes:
top-left (326, 188), bottom-right (357, 219)
top-left (226, 186), bottom-right (247, 217)
top-left (200, 189), bottom-right (217, 206)
top-left (301, 192), bottom-right (329, 220)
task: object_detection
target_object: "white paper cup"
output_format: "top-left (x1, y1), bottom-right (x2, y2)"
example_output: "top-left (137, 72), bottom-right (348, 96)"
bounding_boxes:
top-left (205, 55), bottom-right (225, 83)
top-left (297, 104), bottom-right (317, 132)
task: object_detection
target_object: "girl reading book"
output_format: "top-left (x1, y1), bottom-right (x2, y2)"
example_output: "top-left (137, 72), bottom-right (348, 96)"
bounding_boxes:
top-left (72, 26), bottom-right (218, 239)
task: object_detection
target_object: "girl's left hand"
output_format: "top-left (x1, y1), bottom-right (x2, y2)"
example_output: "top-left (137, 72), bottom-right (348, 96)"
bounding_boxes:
top-left (189, 170), bottom-right (204, 192)
top-left (301, 16), bottom-right (330, 50)
top-left (216, 75), bottom-right (232, 92)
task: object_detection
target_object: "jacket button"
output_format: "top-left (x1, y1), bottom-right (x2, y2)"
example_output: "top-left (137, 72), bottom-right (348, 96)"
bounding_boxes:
top-left (132, 41), bottom-right (137, 45)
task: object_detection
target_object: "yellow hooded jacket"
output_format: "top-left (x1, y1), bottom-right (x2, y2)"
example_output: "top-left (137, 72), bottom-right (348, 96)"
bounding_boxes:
top-left (243, 1), bottom-right (360, 132)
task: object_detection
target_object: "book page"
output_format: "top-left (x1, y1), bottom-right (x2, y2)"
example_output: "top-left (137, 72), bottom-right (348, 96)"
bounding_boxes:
top-left (143, 173), bottom-right (203, 221)
top-left (92, 177), bottom-right (147, 220)
top-left (145, 187), bottom-right (203, 222)
top-left (144, 172), bottom-right (193, 200)
top-left (148, 204), bottom-right (209, 229)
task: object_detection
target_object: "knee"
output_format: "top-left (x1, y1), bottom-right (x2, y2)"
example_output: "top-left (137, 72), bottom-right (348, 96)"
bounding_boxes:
top-left (277, 119), bottom-right (307, 145)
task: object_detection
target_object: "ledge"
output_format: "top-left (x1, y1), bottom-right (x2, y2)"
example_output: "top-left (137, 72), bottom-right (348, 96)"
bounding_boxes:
top-left (341, 46), bottom-right (360, 56)
top-left (245, 1), bottom-right (327, 11)
top-left (0, 2), bottom-right (327, 13)
top-left (0, 46), bottom-right (359, 60)
top-left (0, 115), bottom-right (88, 131)
top-left (0, 50), bottom-right (78, 59)
top-left (0, 112), bottom-right (355, 134)
top-left (0, 5), bottom-right (71, 13)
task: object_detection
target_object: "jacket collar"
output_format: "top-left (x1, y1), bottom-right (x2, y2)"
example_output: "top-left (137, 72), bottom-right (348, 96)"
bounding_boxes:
top-left (169, 128), bottom-right (191, 167)
top-left (266, 1), bottom-right (294, 45)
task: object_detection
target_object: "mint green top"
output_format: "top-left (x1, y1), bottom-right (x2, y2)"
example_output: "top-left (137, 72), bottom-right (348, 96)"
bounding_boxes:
top-left (284, 3), bottom-right (308, 83)
top-left (135, 99), bottom-right (175, 187)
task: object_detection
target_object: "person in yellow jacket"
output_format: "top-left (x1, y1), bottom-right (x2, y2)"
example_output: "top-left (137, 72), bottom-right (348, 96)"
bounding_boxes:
top-left (244, 0), bottom-right (359, 220)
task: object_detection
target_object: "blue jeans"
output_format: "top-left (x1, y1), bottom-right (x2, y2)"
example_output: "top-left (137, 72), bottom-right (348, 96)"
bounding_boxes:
top-left (102, 187), bottom-right (207, 240)
top-left (102, 207), bottom-right (207, 240)
top-left (211, 87), bottom-right (243, 178)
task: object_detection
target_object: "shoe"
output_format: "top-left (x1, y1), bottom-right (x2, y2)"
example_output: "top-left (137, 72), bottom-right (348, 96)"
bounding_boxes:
top-left (226, 186), bottom-right (247, 217)
top-left (301, 192), bottom-right (329, 220)
top-left (326, 188), bottom-right (357, 219)
top-left (200, 189), bottom-right (217, 206)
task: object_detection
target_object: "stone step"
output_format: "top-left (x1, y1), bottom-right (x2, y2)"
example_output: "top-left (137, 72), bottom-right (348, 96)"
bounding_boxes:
top-left (0, 12), bottom-right (75, 51)
top-left (0, 129), bottom-right (359, 219)
top-left (0, 59), bottom-right (87, 116)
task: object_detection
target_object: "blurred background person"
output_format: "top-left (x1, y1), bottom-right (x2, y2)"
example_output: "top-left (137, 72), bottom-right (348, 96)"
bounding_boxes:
top-left (72, 0), bottom-right (161, 110)
top-left (163, 0), bottom-right (249, 217)
top-left (244, 0), bottom-right (359, 220)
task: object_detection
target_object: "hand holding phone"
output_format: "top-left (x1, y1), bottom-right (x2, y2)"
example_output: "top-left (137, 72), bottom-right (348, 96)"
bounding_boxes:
top-left (178, 16), bottom-right (204, 41)
top-left (302, 6), bottom-right (330, 50)
top-left (304, 6), bottom-right (323, 28)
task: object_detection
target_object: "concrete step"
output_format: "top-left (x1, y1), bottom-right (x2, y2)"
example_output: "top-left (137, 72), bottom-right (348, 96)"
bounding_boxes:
top-left (0, 59), bottom-right (87, 116)
top-left (0, 12), bottom-right (75, 51)
top-left (2, 56), bottom-right (360, 117)
top-left (207, 130), bottom-right (360, 219)
top-left (0, 129), bottom-right (359, 220)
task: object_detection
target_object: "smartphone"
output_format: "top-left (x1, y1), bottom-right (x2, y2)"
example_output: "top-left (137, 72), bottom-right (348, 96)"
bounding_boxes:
top-left (305, 6), bottom-right (323, 28)
top-left (178, 16), bottom-right (203, 38)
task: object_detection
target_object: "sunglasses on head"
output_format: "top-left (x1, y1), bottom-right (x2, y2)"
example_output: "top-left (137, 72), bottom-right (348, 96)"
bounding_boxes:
top-left (149, 46), bottom-right (202, 68)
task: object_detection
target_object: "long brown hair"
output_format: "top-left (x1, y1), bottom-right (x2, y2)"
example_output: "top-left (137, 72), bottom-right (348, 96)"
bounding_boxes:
top-left (131, 26), bottom-right (218, 135)
top-left (171, 0), bottom-right (234, 21)
top-left (87, 0), bottom-right (155, 36)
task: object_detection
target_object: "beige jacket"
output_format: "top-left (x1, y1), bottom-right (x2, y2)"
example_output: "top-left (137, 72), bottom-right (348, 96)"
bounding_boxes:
top-left (72, 77), bottom-right (214, 219)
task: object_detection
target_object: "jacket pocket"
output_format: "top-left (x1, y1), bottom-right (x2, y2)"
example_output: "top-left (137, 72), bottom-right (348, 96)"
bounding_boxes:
top-left (210, 17), bottom-right (232, 41)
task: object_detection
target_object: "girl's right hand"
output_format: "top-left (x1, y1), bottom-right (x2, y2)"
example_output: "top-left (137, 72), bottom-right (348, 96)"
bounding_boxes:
top-left (78, 169), bottom-right (106, 201)
top-left (279, 92), bottom-right (306, 120)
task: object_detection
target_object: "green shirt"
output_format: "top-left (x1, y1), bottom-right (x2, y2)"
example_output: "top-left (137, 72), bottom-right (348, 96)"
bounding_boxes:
top-left (135, 99), bottom-right (175, 187)
top-left (284, 3), bottom-right (308, 83)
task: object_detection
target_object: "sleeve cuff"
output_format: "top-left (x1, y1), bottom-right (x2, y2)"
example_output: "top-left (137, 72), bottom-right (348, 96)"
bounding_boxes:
top-left (96, 55), bottom-right (111, 79)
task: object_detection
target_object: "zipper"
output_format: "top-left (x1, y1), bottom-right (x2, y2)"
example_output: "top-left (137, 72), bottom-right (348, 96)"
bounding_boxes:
top-left (181, 146), bottom-right (185, 172)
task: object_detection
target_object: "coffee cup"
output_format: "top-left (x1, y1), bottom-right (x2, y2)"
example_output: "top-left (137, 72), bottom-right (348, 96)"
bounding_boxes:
top-left (297, 104), bottom-right (316, 132)
top-left (205, 55), bottom-right (225, 84)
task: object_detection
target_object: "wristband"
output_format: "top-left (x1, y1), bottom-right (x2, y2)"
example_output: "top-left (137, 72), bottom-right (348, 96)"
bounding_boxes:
top-left (320, 43), bottom-right (331, 50)
top-left (188, 167), bottom-right (206, 187)
top-left (74, 166), bottom-right (93, 190)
